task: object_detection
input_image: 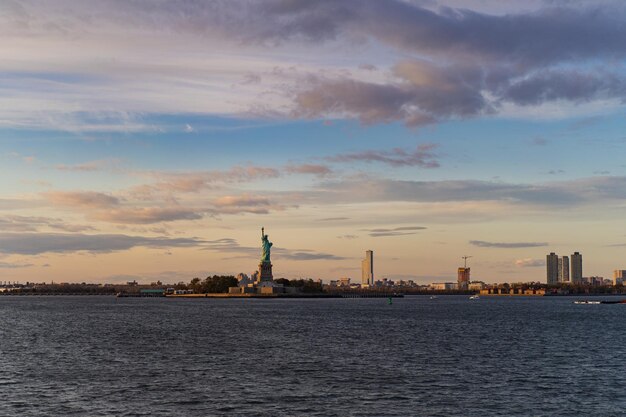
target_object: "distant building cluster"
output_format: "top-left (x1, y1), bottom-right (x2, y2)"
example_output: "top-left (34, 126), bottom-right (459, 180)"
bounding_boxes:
top-left (0, 281), bottom-right (31, 293)
top-left (546, 252), bottom-right (583, 284)
top-left (327, 276), bottom-right (422, 290)
top-left (613, 270), bottom-right (626, 286)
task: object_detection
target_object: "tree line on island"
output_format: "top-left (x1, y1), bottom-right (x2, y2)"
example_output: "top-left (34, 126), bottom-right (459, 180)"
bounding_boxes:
top-left (188, 276), bottom-right (323, 294)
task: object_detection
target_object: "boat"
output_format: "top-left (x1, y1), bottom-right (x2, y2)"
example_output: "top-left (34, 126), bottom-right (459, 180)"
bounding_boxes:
top-left (469, 295), bottom-right (479, 300)
top-left (574, 300), bottom-right (626, 304)
top-left (430, 296), bottom-right (438, 300)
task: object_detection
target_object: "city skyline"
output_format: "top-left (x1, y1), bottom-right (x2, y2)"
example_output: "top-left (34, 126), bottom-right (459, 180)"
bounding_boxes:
top-left (2, 1), bottom-right (626, 283)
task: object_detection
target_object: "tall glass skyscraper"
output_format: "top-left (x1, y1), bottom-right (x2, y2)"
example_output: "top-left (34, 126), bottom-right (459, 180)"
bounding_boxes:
top-left (361, 250), bottom-right (373, 286)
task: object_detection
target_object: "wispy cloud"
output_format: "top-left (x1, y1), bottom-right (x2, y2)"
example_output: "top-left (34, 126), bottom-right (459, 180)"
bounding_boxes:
top-left (0, 233), bottom-right (207, 255)
top-left (311, 176), bottom-right (626, 206)
top-left (45, 191), bottom-right (120, 209)
top-left (337, 234), bottom-right (358, 239)
top-left (133, 166), bottom-right (281, 196)
top-left (328, 143), bottom-right (440, 167)
top-left (285, 163), bottom-right (333, 176)
top-left (213, 194), bottom-right (286, 215)
top-left (0, 215), bottom-right (96, 233)
top-left (279, 251), bottom-right (346, 261)
top-left (363, 226), bottom-right (427, 237)
top-left (470, 240), bottom-right (548, 248)
top-left (202, 237), bottom-right (345, 261)
top-left (0, 261), bottom-right (35, 269)
top-left (515, 258), bottom-right (546, 267)
top-left (91, 207), bottom-right (205, 224)
top-left (55, 158), bottom-right (123, 172)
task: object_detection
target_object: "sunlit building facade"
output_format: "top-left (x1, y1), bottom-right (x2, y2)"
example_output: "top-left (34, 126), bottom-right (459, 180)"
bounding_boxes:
top-left (546, 252), bottom-right (559, 285)
top-left (361, 250), bottom-right (373, 286)
top-left (457, 267), bottom-right (470, 290)
top-left (613, 270), bottom-right (626, 286)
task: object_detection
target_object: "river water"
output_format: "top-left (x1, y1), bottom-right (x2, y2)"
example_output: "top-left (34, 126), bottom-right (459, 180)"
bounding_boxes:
top-left (0, 295), bottom-right (624, 416)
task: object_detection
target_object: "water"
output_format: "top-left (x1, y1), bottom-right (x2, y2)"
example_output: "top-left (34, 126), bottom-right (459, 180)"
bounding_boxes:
top-left (0, 295), bottom-right (625, 416)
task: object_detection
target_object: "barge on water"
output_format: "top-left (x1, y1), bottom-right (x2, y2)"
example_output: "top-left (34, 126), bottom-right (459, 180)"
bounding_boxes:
top-left (574, 299), bottom-right (626, 304)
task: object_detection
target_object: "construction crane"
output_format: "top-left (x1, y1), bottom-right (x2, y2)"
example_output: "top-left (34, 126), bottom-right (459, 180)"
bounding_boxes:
top-left (462, 256), bottom-right (473, 268)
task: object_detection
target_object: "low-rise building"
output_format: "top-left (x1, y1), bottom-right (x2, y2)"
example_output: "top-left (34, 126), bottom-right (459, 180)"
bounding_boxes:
top-left (468, 281), bottom-right (485, 291)
top-left (430, 282), bottom-right (457, 290)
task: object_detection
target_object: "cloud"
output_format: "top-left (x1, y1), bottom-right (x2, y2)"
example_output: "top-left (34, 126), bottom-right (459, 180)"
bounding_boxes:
top-left (500, 70), bottom-right (626, 106)
top-left (45, 191), bottom-right (120, 208)
top-left (0, 261), bottom-right (35, 269)
top-left (363, 226), bottom-right (427, 237)
top-left (22, 1), bottom-right (620, 66)
top-left (55, 158), bottom-right (123, 172)
top-left (309, 175), bottom-right (626, 208)
top-left (0, 233), bottom-right (206, 255)
top-left (0, 215), bottom-right (96, 232)
top-left (337, 234), bottom-right (358, 239)
top-left (314, 178), bottom-right (577, 205)
top-left (317, 217), bottom-right (350, 222)
top-left (470, 240), bottom-right (548, 248)
top-left (43, 190), bottom-right (208, 224)
top-left (202, 237), bottom-right (345, 261)
top-left (2, 1), bottom-right (626, 129)
top-left (136, 166), bottom-right (281, 196)
top-left (515, 258), bottom-right (546, 267)
top-left (278, 251), bottom-right (346, 261)
top-left (285, 164), bottom-right (333, 176)
top-left (91, 207), bottom-right (205, 224)
top-left (214, 194), bottom-right (286, 214)
top-left (328, 143), bottom-right (440, 167)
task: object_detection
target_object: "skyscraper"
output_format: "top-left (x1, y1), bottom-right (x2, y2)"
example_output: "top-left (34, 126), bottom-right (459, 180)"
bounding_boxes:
top-left (361, 250), bottom-right (373, 286)
top-left (558, 256), bottom-right (569, 283)
top-left (613, 270), bottom-right (626, 285)
top-left (571, 252), bottom-right (582, 284)
top-left (546, 252), bottom-right (559, 285)
top-left (457, 267), bottom-right (470, 290)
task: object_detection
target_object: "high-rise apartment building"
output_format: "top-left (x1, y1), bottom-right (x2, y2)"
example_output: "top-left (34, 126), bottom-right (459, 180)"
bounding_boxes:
top-left (361, 250), bottom-right (373, 286)
top-left (571, 252), bottom-right (582, 284)
top-left (613, 270), bottom-right (626, 285)
top-left (558, 256), bottom-right (570, 282)
top-left (457, 267), bottom-right (470, 290)
top-left (546, 252), bottom-right (559, 285)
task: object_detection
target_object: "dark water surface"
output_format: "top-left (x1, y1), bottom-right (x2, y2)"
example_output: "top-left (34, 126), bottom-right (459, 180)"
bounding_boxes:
top-left (1, 295), bottom-right (625, 416)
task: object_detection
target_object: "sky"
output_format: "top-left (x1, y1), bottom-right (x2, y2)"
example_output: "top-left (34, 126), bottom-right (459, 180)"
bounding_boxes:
top-left (1, 0), bottom-right (626, 284)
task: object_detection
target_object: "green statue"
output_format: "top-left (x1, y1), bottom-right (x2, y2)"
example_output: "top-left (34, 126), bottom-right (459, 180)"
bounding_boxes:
top-left (261, 227), bottom-right (272, 263)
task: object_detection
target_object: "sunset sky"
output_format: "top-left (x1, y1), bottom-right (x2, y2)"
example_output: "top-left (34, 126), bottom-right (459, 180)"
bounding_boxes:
top-left (2, 0), bottom-right (626, 284)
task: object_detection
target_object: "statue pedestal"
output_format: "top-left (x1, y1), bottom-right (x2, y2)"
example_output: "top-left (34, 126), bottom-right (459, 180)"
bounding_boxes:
top-left (257, 261), bottom-right (273, 283)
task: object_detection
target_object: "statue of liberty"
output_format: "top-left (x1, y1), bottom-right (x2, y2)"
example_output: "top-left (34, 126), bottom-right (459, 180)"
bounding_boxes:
top-left (261, 227), bottom-right (272, 263)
